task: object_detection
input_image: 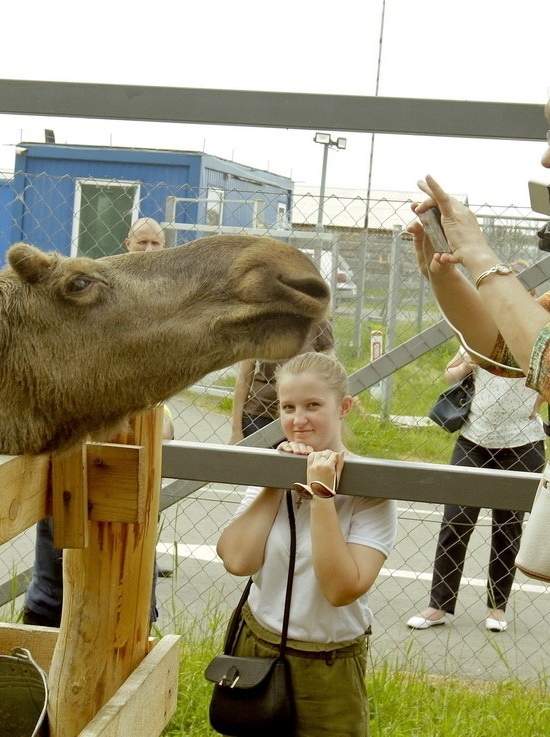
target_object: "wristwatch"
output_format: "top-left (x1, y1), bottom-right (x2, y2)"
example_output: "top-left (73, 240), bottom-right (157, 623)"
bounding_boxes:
top-left (474, 263), bottom-right (513, 289)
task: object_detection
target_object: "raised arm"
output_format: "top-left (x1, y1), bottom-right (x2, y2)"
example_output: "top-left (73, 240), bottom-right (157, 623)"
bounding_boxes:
top-left (412, 176), bottom-right (550, 375)
top-left (407, 220), bottom-right (500, 359)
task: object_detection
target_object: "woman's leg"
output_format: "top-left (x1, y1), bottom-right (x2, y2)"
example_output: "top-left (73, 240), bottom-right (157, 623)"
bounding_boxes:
top-left (428, 436), bottom-right (486, 614)
top-left (429, 504), bottom-right (481, 614)
top-left (486, 441), bottom-right (545, 612)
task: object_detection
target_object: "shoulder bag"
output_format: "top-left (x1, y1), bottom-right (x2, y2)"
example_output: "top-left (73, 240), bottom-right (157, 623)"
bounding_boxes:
top-left (205, 490), bottom-right (297, 737)
top-left (515, 462), bottom-right (550, 582)
top-left (429, 372), bottom-right (475, 433)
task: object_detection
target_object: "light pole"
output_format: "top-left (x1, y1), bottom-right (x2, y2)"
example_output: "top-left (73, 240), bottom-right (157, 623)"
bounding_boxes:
top-left (313, 132), bottom-right (347, 228)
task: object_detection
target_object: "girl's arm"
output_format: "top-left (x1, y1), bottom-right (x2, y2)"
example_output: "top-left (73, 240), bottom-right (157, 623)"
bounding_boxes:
top-left (216, 487), bottom-right (283, 576)
top-left (307, 452), bottom-right (387, 606)
top-left (310, 498), bottom-right (386, 606)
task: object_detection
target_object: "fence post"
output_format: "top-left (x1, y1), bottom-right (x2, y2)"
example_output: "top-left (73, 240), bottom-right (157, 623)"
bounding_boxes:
top-left (164, 196), bottom-right (177, 247)
top-left (353, 232), bottom-right (368, 356)
top-left (381, 225), bottom-right (402, 419)
top-left (330, 238), bottom-right (339, 312)
top-left (47, 406), bottom-right (163, 737)
top-left (416, 269), bottom-right (425, 334)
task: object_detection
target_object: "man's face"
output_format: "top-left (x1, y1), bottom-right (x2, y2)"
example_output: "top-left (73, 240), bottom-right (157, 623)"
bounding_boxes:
top-left (126, 223), bottom-right (165, 252)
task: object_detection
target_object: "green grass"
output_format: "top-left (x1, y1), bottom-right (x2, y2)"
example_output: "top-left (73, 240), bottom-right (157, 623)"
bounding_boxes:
top-left (162, 620), bottom-right (550, 737)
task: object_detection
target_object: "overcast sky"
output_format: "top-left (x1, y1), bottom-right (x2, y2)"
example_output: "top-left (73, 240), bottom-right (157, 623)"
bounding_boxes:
top-left (1, 0), bottom-right (549, 206)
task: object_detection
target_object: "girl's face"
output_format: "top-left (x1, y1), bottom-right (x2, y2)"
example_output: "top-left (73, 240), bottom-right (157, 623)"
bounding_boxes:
top-left (278, 371), bottom-right (352, 451)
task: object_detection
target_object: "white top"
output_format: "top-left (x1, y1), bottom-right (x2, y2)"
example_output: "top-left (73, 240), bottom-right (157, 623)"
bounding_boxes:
top-left (234, 487), bottom-right (397, 644)
top-left (461, 366), bottom-right (545, 448)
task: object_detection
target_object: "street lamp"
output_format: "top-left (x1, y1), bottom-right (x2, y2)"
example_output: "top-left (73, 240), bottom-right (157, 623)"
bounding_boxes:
top-left (313, 132), bottom-right (347, 228)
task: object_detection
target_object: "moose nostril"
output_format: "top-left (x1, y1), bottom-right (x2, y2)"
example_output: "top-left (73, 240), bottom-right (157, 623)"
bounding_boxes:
top-left (279, 275), bottom-right (330, 301)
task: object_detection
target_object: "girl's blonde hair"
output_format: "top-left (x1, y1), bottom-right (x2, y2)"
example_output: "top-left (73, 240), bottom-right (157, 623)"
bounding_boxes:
top-left (275, 352), bottom-right (349, 399)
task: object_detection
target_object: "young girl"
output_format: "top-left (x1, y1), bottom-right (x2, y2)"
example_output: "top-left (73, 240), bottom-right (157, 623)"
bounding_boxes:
top-left (217, 352), bottom-right (397, 737)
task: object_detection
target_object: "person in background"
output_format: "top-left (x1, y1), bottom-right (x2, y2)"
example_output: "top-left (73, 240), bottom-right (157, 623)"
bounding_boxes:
top-left (218, 352), bottom-right (397, 737)
top-left (22, 217), bottom-right (172, 627)
top-left (407, 311), bottom-right (545, 632)
top-left (229, 319), bottom-right (335, 444)
top-left (124, 217), bottom-right (166, 252)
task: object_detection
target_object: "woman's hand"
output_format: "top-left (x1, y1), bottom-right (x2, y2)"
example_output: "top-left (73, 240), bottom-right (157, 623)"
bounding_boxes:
top-left (406, 219), bottom-right (458, 280)
top-left (306, 450), bottom-right (345, 493)
top-left (413, 175), bottom-right (496, 271)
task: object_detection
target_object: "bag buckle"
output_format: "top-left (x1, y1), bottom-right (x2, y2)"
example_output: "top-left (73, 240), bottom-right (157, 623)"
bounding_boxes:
top-left (218, 665), bottom-right (240, 688)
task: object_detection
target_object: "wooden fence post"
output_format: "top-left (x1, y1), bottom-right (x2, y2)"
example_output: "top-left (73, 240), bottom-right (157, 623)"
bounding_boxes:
top-left (47, 406), bottom-right (163, 737)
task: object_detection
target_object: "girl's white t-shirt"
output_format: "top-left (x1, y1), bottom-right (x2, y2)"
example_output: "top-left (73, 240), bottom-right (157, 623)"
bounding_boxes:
top-left (461, 367), bottom-right (545, 448)
top-left (233, 487), bottom-right (397, 644)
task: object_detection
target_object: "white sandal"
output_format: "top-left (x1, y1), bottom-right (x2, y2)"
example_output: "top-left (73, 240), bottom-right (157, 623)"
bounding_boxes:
top-left (406, 613), bottom-right (450, 629)
top-left (486, 617), bottom-right (507, 632)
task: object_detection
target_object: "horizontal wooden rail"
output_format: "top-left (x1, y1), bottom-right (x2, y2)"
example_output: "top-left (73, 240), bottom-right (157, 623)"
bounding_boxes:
top-left (0, 443), bottom-right (143, 546)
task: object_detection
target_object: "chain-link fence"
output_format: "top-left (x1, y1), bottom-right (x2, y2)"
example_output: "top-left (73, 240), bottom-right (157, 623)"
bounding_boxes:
top-left (1, 167), bottom-right (549, 684)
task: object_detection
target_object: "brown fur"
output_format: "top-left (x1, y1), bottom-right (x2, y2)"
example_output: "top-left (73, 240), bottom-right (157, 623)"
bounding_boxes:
top-left (0, 236), bottom-right (329, 454)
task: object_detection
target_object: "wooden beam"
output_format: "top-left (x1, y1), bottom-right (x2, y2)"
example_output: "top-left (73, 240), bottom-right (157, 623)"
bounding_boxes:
top-left (77, 635), bottom-right (181, 737)
top-left (0, 454), bottom-right (50, 544)
top-left (48, 407), bottom-right (164, 737)
top-left (0, 622), bottom-right (59, 673)
top-left (0, 624), bottom-right (158, 675)
top-left (52, 444), bottom-right (88, 549)
top-left (0, 443), bottom-right (144, 547)
top-left (86, 443), bottom-right (144, 523)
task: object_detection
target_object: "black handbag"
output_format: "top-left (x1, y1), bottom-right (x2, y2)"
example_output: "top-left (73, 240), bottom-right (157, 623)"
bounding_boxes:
top-left (205, 490), bottom-right (297, 737)
top-left (429, 372), bottom-right (475, 433)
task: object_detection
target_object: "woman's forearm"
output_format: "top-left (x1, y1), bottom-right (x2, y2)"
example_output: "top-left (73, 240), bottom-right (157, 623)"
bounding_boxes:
top-left (216, 488), bottom-right (282, 576)
top-left (429, 268), bottom-right (500, 356)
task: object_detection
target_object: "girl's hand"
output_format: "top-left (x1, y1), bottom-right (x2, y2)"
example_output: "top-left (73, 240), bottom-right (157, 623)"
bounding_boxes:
top-left (306, 450), bottom-right (345, 492)
top-left (414, 175), bottom-right (495, 271)
top-left (277, 440), bottom-right (314, 456)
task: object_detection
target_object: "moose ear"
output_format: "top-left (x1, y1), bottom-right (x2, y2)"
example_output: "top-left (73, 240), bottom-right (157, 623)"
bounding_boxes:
top-left (8, 243), bottom-right (54, 284)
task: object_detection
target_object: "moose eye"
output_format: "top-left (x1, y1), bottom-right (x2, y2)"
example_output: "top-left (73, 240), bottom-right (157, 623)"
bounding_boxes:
top-left (67, 275), bottom-right (93, 293)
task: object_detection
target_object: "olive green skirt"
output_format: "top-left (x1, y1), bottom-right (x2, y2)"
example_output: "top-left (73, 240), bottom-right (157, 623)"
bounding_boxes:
top-left (229, 604), bottom-right (370, 737)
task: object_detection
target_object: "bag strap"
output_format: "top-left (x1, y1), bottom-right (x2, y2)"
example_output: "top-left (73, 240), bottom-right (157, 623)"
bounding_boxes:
top-left (222, 577), bottom-right (253, 654)
top-left (279, 489), bottom-right (297, 659)
top-left (223, 489), bottom-right (297, 658)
